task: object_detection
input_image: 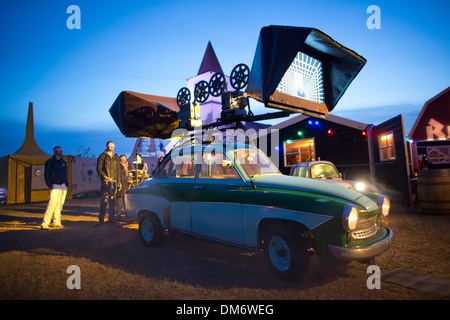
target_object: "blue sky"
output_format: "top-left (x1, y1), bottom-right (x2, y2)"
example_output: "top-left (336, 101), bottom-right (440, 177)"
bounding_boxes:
top-left (0, 0), bottom-right (449, 157)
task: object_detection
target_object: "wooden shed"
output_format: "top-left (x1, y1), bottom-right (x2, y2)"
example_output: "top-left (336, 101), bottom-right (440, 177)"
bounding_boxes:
top-left (258, 113), bottom-right (411, 204)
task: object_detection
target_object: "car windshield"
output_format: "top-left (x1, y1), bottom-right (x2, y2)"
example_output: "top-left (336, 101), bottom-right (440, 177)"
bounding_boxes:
top-left (310, 163), bottom-right (340, 179)
top-left (235, 149), bottom-right (281, 178)
top-left (296, 166), bottom-right (307, 177)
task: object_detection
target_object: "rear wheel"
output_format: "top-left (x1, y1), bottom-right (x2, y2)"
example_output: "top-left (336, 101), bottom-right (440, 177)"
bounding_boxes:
top-left (263, 223), bottom-right (310, 281)
top-left (139, 214), bottom-right (163, 247)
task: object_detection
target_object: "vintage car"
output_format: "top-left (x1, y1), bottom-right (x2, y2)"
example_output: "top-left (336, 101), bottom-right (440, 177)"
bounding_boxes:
top-left (125, 143), bottom-right (393, 281)
top-left (290, 161), bottom-right (366, 191)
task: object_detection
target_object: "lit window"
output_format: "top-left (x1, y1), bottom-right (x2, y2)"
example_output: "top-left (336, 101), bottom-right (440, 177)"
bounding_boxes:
top-left (284, 138), bottom-right (315, 166)
top-left (379, 133), bottom-right (395, 161)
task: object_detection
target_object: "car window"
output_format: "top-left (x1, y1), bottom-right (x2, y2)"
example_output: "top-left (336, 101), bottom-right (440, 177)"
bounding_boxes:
top-left (153, 158), bottom-right (172, 178)
top-left (291, 166), bottom-right (306, 177)
top-left (200, 152), bottom-right (239, 179)
top-left (290, 167), bottom-right (298, 176)
top-left (235, 148), bottom-right (280, 177)
top-left (298, 166), bottom-right (307, 177)
top-left (169, 155), bottom-right (196, 178)
top-left (310, 163), bottom-right (340, 179)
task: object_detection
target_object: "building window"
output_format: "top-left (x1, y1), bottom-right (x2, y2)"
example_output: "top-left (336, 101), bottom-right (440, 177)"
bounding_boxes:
top-left (284, 138), bottom-right (315, 167)
top-left (379, 133), bottom-right (395, 161)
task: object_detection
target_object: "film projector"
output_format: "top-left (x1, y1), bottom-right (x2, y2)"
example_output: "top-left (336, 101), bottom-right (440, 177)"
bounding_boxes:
top-left (176, 63), bottom-right (251, 130)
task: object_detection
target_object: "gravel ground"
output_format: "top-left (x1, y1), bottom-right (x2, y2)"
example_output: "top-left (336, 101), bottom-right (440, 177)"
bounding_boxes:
top-left (0, 197), bottom-right (449, 301)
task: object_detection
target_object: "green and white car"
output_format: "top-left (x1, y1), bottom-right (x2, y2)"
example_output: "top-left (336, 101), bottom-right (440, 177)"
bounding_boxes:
top-left (125, 143), bottom-right (393, 281)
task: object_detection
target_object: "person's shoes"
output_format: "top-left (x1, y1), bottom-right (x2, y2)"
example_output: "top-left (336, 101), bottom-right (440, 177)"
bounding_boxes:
top-left (52, 224), bottom-right (64, 228)
top-left (41, 224), bottom-right (50, 230)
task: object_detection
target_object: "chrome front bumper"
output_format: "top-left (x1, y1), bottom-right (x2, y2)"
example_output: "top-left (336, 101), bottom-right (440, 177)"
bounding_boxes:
top-left (328, 228), bottom-right (393, 261)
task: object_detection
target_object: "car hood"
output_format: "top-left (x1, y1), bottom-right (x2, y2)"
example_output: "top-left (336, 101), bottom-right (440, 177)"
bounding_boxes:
top-left (316, 177), bottom-right (352, 188)
top-left (252, 174), bottom-right (377, 211)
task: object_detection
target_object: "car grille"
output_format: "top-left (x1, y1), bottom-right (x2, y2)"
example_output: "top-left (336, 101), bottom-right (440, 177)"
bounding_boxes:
top-left (352, 216), bottom-right (378, 239)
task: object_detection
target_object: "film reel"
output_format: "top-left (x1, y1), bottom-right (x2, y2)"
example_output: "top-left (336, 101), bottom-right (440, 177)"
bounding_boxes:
top-left (209, 72), bottom-right (227, 97)
top-left (194, 80), bottom-right (210, 103)
top-left (177, 87), bottom-right (191, 107)
top-left (230, 63), bottom-right (250, 90)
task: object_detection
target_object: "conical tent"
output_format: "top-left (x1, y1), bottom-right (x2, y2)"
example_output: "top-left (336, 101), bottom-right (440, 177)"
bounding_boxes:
top-left (0, 103), bottom-right (73, 204)
top-left (13, 102), bottom-right (49, 156)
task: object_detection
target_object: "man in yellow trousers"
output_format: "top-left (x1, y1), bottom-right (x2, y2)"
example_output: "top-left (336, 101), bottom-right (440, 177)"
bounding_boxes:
top-left (41, 146), bottom-right (68, 230)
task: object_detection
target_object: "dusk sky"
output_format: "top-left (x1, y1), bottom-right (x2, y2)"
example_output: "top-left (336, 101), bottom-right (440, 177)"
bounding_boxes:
top-left (0, 0), bottom-right (449, 157)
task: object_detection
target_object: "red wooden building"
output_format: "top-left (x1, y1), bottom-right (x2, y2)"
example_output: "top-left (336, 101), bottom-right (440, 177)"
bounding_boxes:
top-left (409, 87), bottom-right (450, 169)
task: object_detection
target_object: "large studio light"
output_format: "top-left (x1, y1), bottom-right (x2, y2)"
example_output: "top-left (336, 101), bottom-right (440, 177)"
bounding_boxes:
top-left (246, 25), bottom-right (366, 118)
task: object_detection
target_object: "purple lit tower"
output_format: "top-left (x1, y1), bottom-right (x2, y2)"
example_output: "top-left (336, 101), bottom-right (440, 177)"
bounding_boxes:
top-left (186, 41), bottom-right (234, 125)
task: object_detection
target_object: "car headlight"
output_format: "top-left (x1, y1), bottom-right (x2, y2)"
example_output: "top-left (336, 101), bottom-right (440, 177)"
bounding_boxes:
top-left (354, 182), bottom-right (365, 191)
top-left (377, 196), bottom-right (390, 217)
top-left (342, 205), bottom-right (359, 232)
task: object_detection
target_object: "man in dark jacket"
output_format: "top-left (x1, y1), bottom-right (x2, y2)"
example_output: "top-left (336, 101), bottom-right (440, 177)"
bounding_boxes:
top-left (97, 141), bottom-right (120, 223)
top-left (41, 146), bottom-right (68, 229)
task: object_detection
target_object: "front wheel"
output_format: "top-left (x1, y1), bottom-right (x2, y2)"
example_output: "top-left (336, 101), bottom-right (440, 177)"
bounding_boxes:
top-left (263, 223), bottom-right (310, 281)
top-left (139, 214), bottom-right (163, 247)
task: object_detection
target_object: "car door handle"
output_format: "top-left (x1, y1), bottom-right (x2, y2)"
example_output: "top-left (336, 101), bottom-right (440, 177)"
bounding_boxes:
top-left (193, 185), bottom-right (203, 189)
top-left (161, 183), bottom-right (169, 187)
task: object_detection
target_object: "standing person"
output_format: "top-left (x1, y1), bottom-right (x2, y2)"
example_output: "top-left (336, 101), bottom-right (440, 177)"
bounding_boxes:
top-left (97, 141), bottom-right (120, 223)
top-left (41, 146), bottom-right (68, 230)
top-left (133, 153), bottom-right (149, 185)
top-left (116, 154), bottom-right (133, 219)
top-left (134, 154), bottom-right (148, 172)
